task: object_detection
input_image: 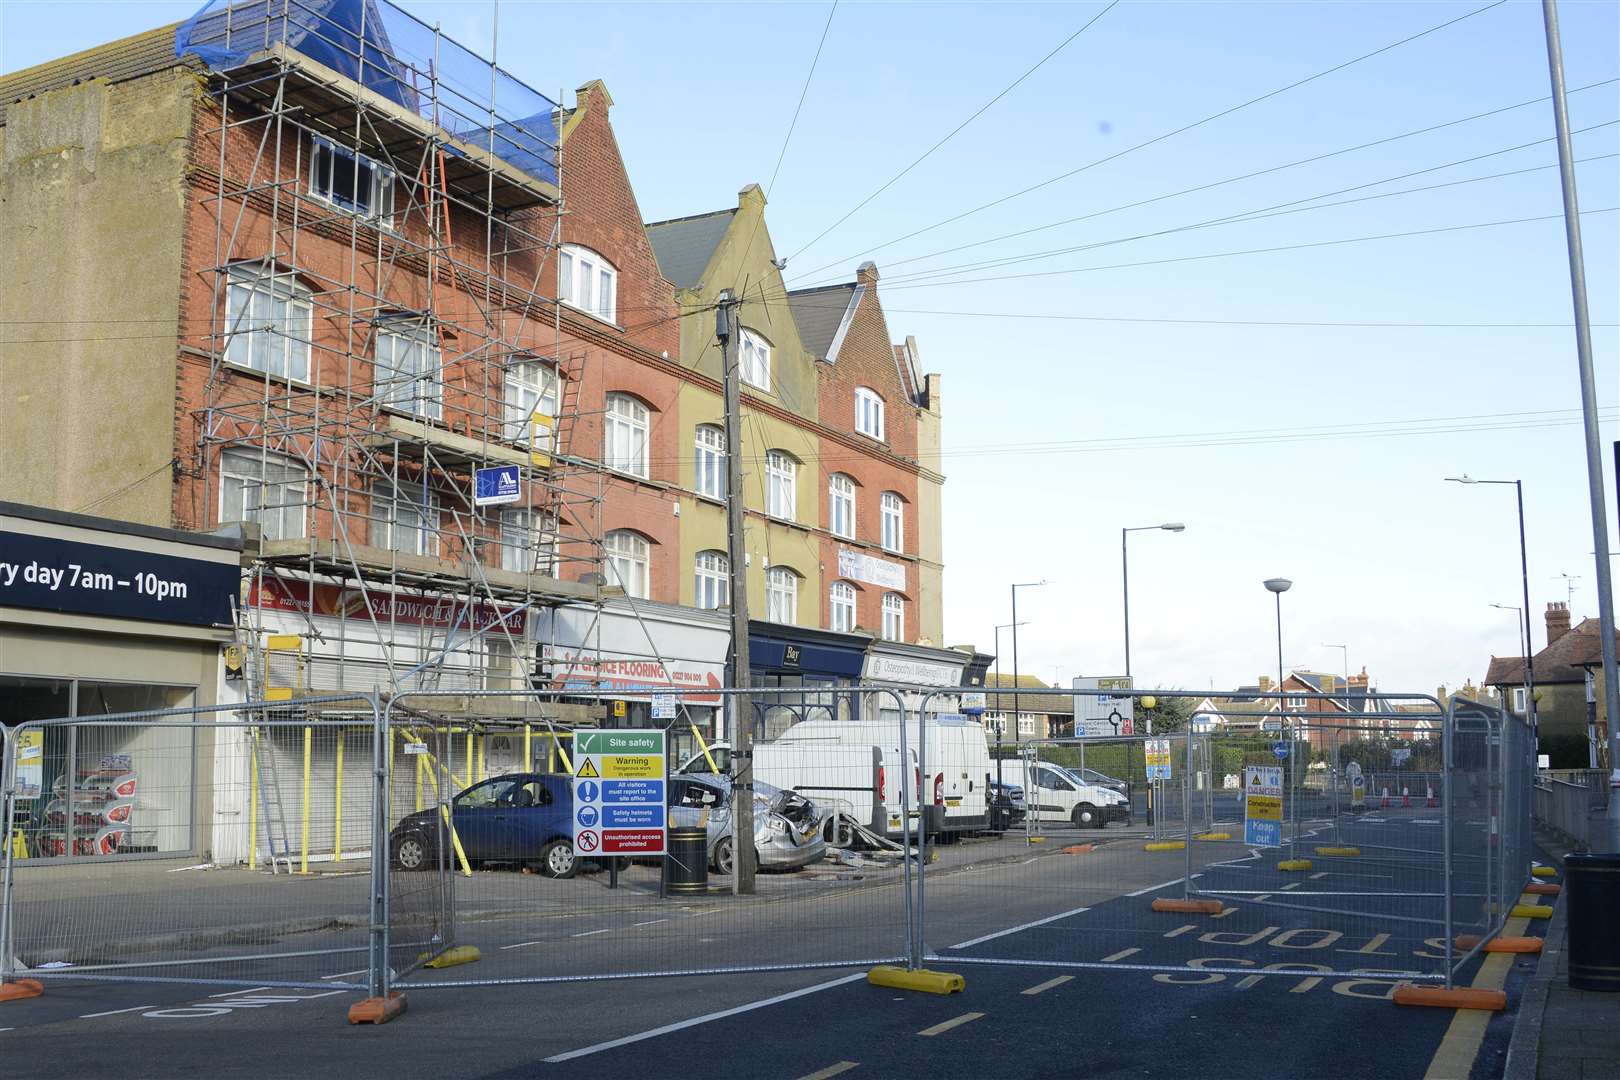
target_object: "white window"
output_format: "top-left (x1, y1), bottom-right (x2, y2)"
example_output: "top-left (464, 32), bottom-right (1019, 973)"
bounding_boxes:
top-left (880, 492), bottom-right (904, 553)
top-left (559, 244), bottom-right (617, 323)
top-left (220, 449), bottom-right (307, 540)
top-left (828, 473), bottom-right (856, 539)
top-left (224, 263), bottom-right (312, 381)
top-left (766, 566), bottom-right (798, 624)
top-left (604, 529), bottom-right (650, 599)
top-left (766, 451), bottom-right (797, 521)
top-left (1286, 695), bottom-right (1308, 711)
top-left (1511, 687), bottom-right (1528, 714)
top-left (604, 393), bottom-right (650, 478)
top-left (882, 593), bottom-right (904, 641)
top-left (740, 329), bottom-right (771, 391)
top-left (504, 359), bottom-right (559, 446)
top-left (499, 508), bottom-right (558, 575)
top-left (310, 136), bottom-right (395, 225)
top-left (374, 481), bottom-right (438, 556)
top-left (375, 318), bottom-right (442, 420)
top-left (695, 424), bottom-right (726, 500)
top-left (855, 387), bottom-right (885, 441)
top-left (829, 581), bottom-right (856, 633)
top-left (694, 550), bottom-right (729, 610)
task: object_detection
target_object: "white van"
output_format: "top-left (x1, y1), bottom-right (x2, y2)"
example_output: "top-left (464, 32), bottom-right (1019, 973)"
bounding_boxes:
top-left (775, 713), bottom-right (993, 838)
top-left (678, 741), bottom-right (918, 845)
top-left (1024, 761), bottom-right (1131, 828)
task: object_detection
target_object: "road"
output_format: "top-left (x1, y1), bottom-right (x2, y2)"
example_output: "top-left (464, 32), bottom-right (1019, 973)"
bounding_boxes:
top-left (0, 808), bottom-right (1548, 1079)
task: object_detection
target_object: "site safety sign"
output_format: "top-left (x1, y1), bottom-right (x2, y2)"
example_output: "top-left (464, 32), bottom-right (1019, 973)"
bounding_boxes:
top-left (572, 729), bottom-right (667, 855)
top-left (1244, 765), bottom-right (1283, 848)
top-left (1144, 739), bottom-right (1173, 780)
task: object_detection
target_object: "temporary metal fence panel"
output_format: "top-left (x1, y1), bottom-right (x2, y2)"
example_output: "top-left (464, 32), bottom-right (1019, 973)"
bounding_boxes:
top-left (1, 695), bottom-right (382, 992)
top-left (382, 687), bottom-right (915, 990)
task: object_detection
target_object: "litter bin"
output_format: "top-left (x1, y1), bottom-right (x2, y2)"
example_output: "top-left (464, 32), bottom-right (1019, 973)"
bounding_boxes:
top-left (663, 826), bottom-right (709, 895)
top-left (1565, 851), bottom-right (1620, 992)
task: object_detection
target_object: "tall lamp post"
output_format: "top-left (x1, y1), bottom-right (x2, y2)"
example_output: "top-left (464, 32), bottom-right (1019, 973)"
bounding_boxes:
top-left (992, 620), bottom-right (1029, 789)
top-left (1122, 522), bottom-right (1186, 696)
top-left (1490, 602), bottom-right (1532, 720)
top-left (1010, 580), bottom-right (1046, 790)
top-left (1446, 476), bottom-right (1537, 738)
top-left (1264, 578), bottom-right (1295, 860)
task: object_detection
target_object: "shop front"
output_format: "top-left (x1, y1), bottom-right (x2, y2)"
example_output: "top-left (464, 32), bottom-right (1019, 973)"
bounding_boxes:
top-left (749, 621), bottom-right (872, 741)
top-left (862, 641), bottom-right (970, 724)
top-left (0, 502), bottom-right (240, 862)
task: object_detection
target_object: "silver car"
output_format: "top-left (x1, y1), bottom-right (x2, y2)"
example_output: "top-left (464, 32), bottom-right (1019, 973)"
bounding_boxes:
top-left (670, 774), bottom-right (826, 874)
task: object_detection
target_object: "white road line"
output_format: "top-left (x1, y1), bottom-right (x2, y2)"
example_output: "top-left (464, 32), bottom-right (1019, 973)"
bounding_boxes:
top-left (797, 1062), bottom-right (859, 1080)
top-left (321, 969), bottom-right (368, 980)
top-left (1101, 948), bottom-right (1141, 963)
top-left (950, 905), bottom-right (1090, 949)
top-left (1021, 975), bottom-right (1073, 995)
top-left (632, 919), bottom-right (669, 928)
top-left (917, 1012), bottom-right (983, 1037)
top-left (1126, 874), bottom-right (1202, 897)
top-left (500, 940), bottom-right (547, 951)
top-left (1310, 872), bottom-right (1329, 880)
top-left (571, 928), bottom-right (615, 938)
top-left (544, 973), bottom-right (866, 1063)
top-left (79, 1005), bottom-right (157, 1019)
top-left (208, 987), bottom-right (271, 998)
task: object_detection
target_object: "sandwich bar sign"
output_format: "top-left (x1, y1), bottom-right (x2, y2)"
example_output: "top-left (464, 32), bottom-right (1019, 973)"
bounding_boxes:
top-left (572, 729), bottom-right (666, 856)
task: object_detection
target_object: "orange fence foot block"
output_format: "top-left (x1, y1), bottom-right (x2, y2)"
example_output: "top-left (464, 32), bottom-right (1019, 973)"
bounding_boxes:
top-left (1061, 843), bottom-right (1094, 855)
top-left (1454, 934), bottom-right (1542, 954)
top-left (348, 992), bottom-right (407, 1025)
top-left (1392, 984), bottom-right (1506, 1011)
top-left (1525, 882), bottom-right (1561, 896)
top-left (0, 979), bottom-right (44, 1003)
top-left (1151, 898), bottom-right (1224, 915)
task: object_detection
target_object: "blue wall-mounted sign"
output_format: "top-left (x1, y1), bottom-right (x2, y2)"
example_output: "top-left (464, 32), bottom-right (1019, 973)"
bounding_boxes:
top-left (474, 465), bottom-right (522, 507)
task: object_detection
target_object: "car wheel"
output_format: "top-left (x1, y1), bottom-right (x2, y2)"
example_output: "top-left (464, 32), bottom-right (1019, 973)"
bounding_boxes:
top-left (392, 834), bottom-right (430, 871)
top-left (825, 819), bottom-right (856, 848)
top-left (1072, 804), bottom-right (1101, 829)
top-left (540, 839), bottom-right (578, 879)
top-left (714, 836), bottom-right (734, 876)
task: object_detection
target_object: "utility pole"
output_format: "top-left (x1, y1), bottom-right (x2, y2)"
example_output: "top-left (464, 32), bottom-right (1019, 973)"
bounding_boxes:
top-left (717, 293), bottom-right (755, 893)
top-left (1541, 0), bottom-right (1620, 851)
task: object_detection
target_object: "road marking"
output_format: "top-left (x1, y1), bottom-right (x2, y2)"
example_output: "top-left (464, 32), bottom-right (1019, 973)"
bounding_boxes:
top-left (1101, 948), bottom-right (1141, 963)
top-left (1424, 914), bottom-right (1530, 1079)
top-left (950, 905), bottom-right (1090, 949)
top-left (1126, 874), bottom-right (1202, 897)
top-left (321, 969), bottom-right (368, 980)
top-left (501, 940), bottom-right (547, 951)
top-left (209, 987), bottom-right (272, 998)
top-left (79, 1005), bottom-right (157, 1018)
top-left (1310, 872), bottom-right (1329, 880)
top-left (544, 973), bottom-right (867, 1062)
top-left (1022, 976), bottom-right (1073, 995)
top-left (632, 919), bottom-right (669, 928)
top-left (572, 928), bottom-right (614, 938)
top-left (918, 1012), bottom-right (983, 1037)
top-left (797, 1063), bottom-right (859, 1080)
top-left (1281, 882), bottom-right (1301, 891)
top-left (1164, 924), bottom-right (1196, 938)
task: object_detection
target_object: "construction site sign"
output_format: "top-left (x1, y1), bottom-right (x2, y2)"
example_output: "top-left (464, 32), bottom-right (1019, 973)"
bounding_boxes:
top-left (1144, 739), bottom-right (1173, 779)
top-left (1244, 765), bottom-right (1283, 847)
top-left (573, 729), bottom-right (666, 855)
top-left (1073, 676), bottom-right (1133, 737)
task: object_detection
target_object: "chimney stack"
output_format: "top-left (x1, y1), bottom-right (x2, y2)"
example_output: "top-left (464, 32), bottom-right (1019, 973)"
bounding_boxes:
top-left (1545, 602), bottom-right (1571, 646)
top-left (1259, 675), bottom-right (1273, 692)
top-left (1348, 666), bottom-right (1370, 690)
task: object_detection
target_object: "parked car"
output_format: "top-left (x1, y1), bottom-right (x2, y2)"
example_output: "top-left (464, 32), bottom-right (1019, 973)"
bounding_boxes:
top-left (1069, 766), bottom-right (1129, 799)
top-left (390, 772), bottom-right (591, 879)
top-left (1024, 762), bottom-right (1131, 828)
top-left (988, 781), bottom-right (1026, 832)
top-left (670, 774), bottom-right (827, 873)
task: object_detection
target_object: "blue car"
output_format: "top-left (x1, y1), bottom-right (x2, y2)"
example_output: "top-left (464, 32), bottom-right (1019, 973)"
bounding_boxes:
top-left (390, 772), bottom-right (585, 878)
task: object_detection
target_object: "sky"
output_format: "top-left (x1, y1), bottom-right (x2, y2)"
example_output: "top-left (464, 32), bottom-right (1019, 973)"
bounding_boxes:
top-left (3, 0), bottom-right (1616, 698)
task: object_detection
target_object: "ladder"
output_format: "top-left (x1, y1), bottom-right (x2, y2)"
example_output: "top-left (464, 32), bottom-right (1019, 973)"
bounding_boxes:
top-left (253, 727), bottom-right (295, 875)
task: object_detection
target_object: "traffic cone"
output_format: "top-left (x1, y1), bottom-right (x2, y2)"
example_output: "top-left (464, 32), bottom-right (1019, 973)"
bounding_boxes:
top-left (1381, 787), bottom-right (1390, 808)
top-left (1401, 787), bottom-right (1411, 808)
top-left (1425, 785), bottom-right (1437, 808)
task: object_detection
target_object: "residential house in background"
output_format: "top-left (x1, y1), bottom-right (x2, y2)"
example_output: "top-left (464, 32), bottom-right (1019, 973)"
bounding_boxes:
top-left (1485, 602), bottom-right (1608, 766)
top-left (982, 674), bottom-right (1074, 742)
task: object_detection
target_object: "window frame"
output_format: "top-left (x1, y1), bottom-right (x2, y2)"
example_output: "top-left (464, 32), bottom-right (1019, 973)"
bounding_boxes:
top-left (504, 358), bottom-right (559, 447)
top-left (855, 386), bottom-right (886, 441)
top-left (694, 424), bottom-right (727, 501)
top-left (373, 480), bottom-right (439, 557)
top-left (740, 328), bottom-right (771, 391)
top-left (1510, 686), bottom-right (1528, 714)
top-left (829, 580), bottom-right (857, 633)
top-left (881, 592), bottom-right (904, 642)
top-left (559, 244), bottom-right (618, 324)
top-left (765, 566), bottom-right (798, 624)
top-left (828, 473), bottom-right (856, 540)
top-left (693, 549), bottom-right (730, 610)
top-left (604, 529), bottom-right (651, 599)
top-left (224, 263), bottom-right (313, 382)
top-left (880, 491), bottom-right (904, 553)
top-left (499, 507), bottom-right (558, 575)
top-left (309, 135), bottom-right (396, 227)
top-left (765, 450), bottom-right (797, 522)
top-left (604, 393), bottom-right (651, 478)
top-left (374, 316), bottom-right (443, 421)
top-left (219, 448), bottom-right (308, 541)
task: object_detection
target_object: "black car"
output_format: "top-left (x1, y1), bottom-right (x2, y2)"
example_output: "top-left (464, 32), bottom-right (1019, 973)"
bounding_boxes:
top-left (988, 780), bottom-right (1027, 832)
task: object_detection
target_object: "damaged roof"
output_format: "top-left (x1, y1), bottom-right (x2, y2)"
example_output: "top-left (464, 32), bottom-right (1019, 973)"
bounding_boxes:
top-left (644, 208), bottom-right (735, 291)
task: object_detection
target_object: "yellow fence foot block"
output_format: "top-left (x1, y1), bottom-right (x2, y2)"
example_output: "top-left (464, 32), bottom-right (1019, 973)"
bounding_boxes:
top-left (0, 979), bottom-right (44, 1003)
top-left (421, 945), bottom-right (481, 969)
top-left (1314, 846), bottom-right (1361, 857)
top-left (867, 966), bottom-right (965, 995)
top-left (1194, 832), bottom-right (1232, 841)
top-left (1278, 859), bottom-right (1313, 871)
top-left (348, 992), bottom-right (407, 1025)
top-left (1530, 866), bottom-right (1557, 879)
top-left (1151, 898), bottom-right (1224, 915)
top-left (1027, 837), bottom-right (1047, 844)
top-left (1392, 984), bottom-right (1506, 1011)
top-left (1144, 841), bottom-right (1186, 852)
top-left (1509, 904), bottom-right (1551, 920)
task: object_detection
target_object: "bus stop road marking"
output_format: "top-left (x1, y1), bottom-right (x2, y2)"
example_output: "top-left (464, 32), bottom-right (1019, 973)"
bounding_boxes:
top-left (79, 1005), bottom-right (157, 1019)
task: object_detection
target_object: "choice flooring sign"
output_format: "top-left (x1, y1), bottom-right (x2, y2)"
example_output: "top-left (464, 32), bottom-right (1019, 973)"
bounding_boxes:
top-left (572, 729), bottom-right (666, 856)
top-left (1244, 765), bottom-right (1284, 847)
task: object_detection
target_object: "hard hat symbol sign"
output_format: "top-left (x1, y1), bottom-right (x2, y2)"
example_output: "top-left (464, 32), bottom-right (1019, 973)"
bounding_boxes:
top-left (576, 830), bottom-right (599, 853)
top-left (577, 805), bottom-right (599, 828)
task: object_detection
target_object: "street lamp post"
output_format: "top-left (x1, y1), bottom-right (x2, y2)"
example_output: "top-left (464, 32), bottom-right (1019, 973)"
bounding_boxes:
top-left (992, 620), bottom-right (1029, 791)
top-left (1122, 522), bottom-right (1186, 698)
top-left (1009, 581), bottom-right (1046, 793)
top-left (1264, 579), bottom-right (1295, 860)
top-left (1446, 476), bottom-right (1537, 738)
top-left (1490, 603), bottom-right (1531, 720)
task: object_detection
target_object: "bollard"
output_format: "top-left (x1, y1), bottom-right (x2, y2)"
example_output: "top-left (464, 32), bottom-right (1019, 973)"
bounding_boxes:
top-left (1565, 852), bottom-right (1620, 992)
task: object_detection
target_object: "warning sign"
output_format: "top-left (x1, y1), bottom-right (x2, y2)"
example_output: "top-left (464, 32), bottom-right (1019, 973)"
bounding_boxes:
top-left (1145, 739), bottom-right (1173, 780)
top-left (572, 729), bottom-right (666, 856)
top-left (1244, 765), bottom-right (1284, 847)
